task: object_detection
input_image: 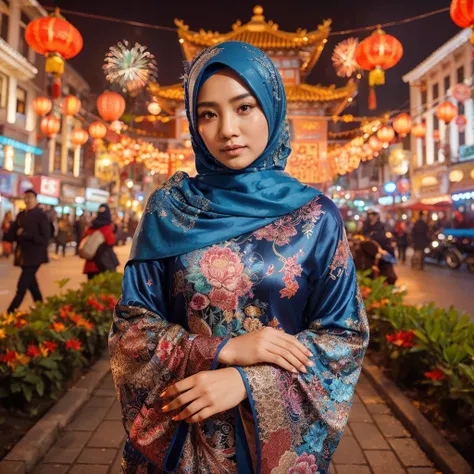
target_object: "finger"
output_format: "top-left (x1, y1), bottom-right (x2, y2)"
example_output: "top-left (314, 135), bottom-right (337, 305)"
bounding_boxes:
top-left (185, 407), bottom-right (214, 424)
top-left (173, 398), bottom-right (209, 422)
top-left (162, 388), bottom-right (199, 413)
top-left (265, 352), bottom-right (299, 374)
top-left (161, 376), bottom-right (196, 399)
top-left (268, 346), bottom-right (308, 373)
top-left (271, 338), bottom-right (313, 368)
top-left (277, 332), bottom-right (313, 358)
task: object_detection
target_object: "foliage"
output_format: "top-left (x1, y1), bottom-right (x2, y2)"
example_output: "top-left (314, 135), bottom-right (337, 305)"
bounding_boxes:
top-left (0, 272), bottom-right (122, 414)
top-left (358, 272), bottom-right (474, 410)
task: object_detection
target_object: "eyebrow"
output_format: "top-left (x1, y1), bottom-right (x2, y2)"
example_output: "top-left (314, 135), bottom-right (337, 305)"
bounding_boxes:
top-left (197, 93), bottom-right (253, 109)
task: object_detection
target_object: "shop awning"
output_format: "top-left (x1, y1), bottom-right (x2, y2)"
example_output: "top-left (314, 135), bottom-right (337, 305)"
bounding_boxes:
top-left (384, 200), bottom-right (452, 212)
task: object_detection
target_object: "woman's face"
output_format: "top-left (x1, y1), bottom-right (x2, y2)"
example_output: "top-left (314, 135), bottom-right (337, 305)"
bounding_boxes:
top-left (196, 68), bottom-right (269, 170)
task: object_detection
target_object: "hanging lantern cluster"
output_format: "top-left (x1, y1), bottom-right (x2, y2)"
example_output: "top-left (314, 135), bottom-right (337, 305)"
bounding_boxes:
top-left (436, 101), bottom-right (457, 123)
top-left (412, 122), bottom-right (427, 139)
top-left (355, 27), bottom-right (403, 110)
top-left (450, 0), bottom-right (474, 44)
top-left (97, 91), bottom-right (126, 122)
top-left (392, 113), bottom-right (412, 137)
top-left (25, 8), bottom-right (83, 77)
top-left (62, 95), bottom-right (81, 116)
top-left (70, 128), bottom-right (89, 147)
top-left (377, 125), bottom-right (395, 145)
top-left (33, 97), bottom-right (52, 116)
top-left (327, 121), bottom-right (383, 176)
top-left (40, 115), bottom-right (61, 138)
top-left (89, 121), bottom-right (108, 140)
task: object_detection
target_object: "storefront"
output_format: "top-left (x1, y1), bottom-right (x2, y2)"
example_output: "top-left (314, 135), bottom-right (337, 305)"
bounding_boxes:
top-left (0, 170), bottom-right (19, 219)
top-left (0, 135), bottom-right (42, 176)
top-left (449, 161), bottom-right (474, 223)
top-left (58, 184), bottom-right (86, 218)
top-left (85, 187), bottom-right (110, 213)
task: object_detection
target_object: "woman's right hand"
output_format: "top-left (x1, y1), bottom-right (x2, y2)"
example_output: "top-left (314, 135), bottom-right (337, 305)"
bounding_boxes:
top-left (217, 327), bottom-right (314, 374)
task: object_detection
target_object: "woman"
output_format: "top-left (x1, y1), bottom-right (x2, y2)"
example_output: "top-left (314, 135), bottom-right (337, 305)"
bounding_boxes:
top-left (1, 211), bottom-right (12, 257)
top-left (55, 214), bottom-right (71, 257)
top-left (81, 204), bottom-right (117, 280)
top-left (109, 42), bottom-right (369, 474)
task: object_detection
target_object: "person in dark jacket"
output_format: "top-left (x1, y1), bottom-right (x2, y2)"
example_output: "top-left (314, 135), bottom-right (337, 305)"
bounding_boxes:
top-left (363, 209), bottom-right (393, 255)
top-left (411, 212), bottom-right (430, 270)
top-left (5, 190), bottom-right (50, 313)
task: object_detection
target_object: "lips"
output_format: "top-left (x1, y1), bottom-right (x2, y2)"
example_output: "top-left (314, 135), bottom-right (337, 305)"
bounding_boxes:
top-left (221, 144), bottom-right (247, 157)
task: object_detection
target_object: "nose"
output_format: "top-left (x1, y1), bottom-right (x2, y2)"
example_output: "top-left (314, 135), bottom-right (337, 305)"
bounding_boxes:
top-left (219, 111), bottom-right (239, 139)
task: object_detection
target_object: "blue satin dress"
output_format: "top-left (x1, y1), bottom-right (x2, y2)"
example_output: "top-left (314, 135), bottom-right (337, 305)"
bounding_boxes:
top-left (109, 195), bottom-right (369, 473)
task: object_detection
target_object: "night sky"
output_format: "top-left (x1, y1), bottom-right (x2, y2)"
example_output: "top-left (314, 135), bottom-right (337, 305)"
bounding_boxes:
top-left (51, 0), bottom-right (460, 116)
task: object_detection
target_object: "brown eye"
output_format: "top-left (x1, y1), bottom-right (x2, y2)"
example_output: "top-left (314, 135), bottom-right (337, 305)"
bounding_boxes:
top-left (239, 104), bottom-right (254, 113)
top-left (198, 111), bottom-right (216, 120)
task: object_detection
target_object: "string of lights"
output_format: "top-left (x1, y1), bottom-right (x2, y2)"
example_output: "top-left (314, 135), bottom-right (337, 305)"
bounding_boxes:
top-left (42, 5), bottom-right (451, 37)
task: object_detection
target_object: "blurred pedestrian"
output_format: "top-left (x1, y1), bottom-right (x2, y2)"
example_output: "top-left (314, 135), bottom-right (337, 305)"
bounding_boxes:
top-left (55, 214), bottom-right (71, 257)
top-left (411, 212), bottom-right (430, 270)
top-left (80, 203), bottom-right (118, 280)
top-left (127, 213), bottom-right (139, 239)
top-left (74, 214), bottom-right (88, 256)
top-left (1, 210), bottom-right (13, 258)
top-left (4, 190), bottom-right (50, 313)
top-left (394, 220), bottom-right (408, 264)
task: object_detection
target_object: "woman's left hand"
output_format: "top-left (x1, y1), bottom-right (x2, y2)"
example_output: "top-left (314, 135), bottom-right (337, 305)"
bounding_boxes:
top-left (161, 367), bottom-right (247, 423)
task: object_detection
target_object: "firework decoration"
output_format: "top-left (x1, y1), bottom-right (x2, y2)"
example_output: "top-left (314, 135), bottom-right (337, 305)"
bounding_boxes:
top-left (103, 40), bottom-right (158, 90)
top-left (332, 38), bottom-right (360, 78)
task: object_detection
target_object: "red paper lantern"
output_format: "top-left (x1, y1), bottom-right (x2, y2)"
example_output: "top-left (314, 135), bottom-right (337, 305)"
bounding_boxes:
top-left (369, 135), bottom-right (383, 151)
top-left (62, 95), bottom-right (81, 116)
top-left (450, 0), bottom-right (474, 43)
top-left (97, 92), bottom-right (126, 122)
top-left (40, 115), bottom-right (60, 137)
top-left (355, 28), bottom-right (403, 110)
top-left (32, 96), bottom-right (52, 116)
top-left (412, 122), bottom-right (426, 139)
top-left (392, 113), bottom-right (412, 137)
top-left (452, 83), bottom-right (471, 103)
top-left (70, 128), bottom-right (89, 146)
top-left (377, 125), bottom-right (395, 143)
top-left (88, 121), bottom-right (107, 139)
top-left (436, 101), bottom-right (457, 123)
top-left (456, 114), bottom-right (467, 132)
top-left (433, 130), bottom-right (441, 142)
top-left (25, 8), bottom-right (83, 76)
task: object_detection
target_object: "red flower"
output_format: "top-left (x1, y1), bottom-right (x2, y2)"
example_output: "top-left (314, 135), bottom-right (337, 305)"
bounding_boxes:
top-left (60, 305), bottom-right (73, 320)
top-left (100, 294), bottom-right (116, 310)
top-left (424, 368), bottom-right (447, 381)
top-left (360, 286), bottom-right (372, 299)
top-left (65, 338), bottom-right (82, 351)
top-left (14, 319), bottom-right (28, 329)
top-left (87, 297), bottom-right (105, 311)
top-left (43, 341), bottom-right (58, 353)
top-left (385, 330), bottom-right (416, 348)
top-left (26, 344), bottom-right (41, 358)
top-left (2, 350), bottom-right (18, 363)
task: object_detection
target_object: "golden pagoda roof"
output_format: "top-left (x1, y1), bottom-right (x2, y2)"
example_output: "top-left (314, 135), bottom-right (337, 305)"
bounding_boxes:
top-left (175, 6), bottom-right (331, 77)
top-left (149, 81), bottom-right (356, 105)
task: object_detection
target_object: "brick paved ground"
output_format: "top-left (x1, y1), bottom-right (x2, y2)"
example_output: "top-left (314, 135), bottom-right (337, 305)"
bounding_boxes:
top-left (31, 369), bottom-right (438, 474)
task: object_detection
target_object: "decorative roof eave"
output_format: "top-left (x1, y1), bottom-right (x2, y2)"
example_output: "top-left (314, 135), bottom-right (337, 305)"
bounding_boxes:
top-left (174, 6), bottom-right (331, 75)
top-left (402, 28), bottom-right (471, 84)
top-left (149, 81), bottom-right (356, 108)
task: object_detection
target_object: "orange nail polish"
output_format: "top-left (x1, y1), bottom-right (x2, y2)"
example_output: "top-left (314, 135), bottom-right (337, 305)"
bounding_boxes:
top-left (172, 416), bottom-right (179, 421)
top-left (162, 405), bottom-right (168, 412)
top-left (160, 391), bottom-right (167, 398)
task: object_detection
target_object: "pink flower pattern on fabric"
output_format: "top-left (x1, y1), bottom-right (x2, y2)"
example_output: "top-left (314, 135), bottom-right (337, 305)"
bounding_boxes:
top-left (288, 454), bottom-right (318, 474)
top-left (254, 214), bottom-right (297, 246)
top-left (189, 293), bottom-right (210, 310)
top-left (200, 246), bottom-right (252, 311)
top-left (280, 253), bottom-right (303, 299)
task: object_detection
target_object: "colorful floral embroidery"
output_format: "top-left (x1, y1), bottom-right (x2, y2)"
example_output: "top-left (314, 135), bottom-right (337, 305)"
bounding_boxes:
top-left (280, 253), bottom-right (303, 299)
top-left (329, 236), bottom-right (351, 280)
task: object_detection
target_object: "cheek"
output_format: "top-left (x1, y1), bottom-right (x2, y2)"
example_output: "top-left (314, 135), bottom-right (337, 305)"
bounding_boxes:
top-left (198, 124), bottom-right (217, 151)
top-left (245, 112), bottom-right (268, 150)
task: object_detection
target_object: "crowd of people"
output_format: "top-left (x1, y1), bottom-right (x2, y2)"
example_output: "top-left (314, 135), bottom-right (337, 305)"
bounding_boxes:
top-left (0, 190), bottom-right (141, 313)
top-left (346, 208), bottom-right (463, 284)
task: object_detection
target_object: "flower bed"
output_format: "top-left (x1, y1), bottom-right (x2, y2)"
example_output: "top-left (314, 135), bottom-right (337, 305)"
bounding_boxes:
top-left (0, 272), bottom-right (122, 456)
top-left (358, 270), bottom-right (474, 466)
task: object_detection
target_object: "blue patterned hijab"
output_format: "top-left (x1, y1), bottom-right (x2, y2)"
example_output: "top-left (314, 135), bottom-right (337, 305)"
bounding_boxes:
top-left (130, 41), bottom-right (320, 261)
